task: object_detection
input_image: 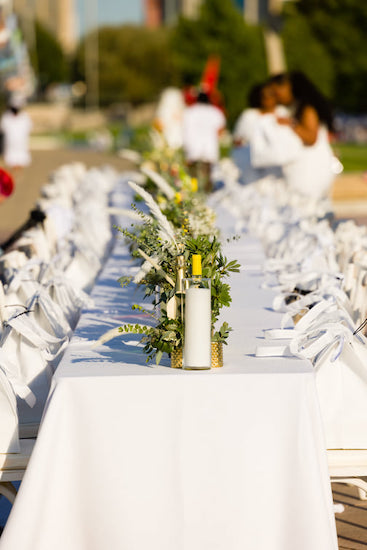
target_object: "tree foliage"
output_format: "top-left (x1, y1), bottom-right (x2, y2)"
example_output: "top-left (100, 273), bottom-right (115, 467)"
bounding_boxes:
top-left (170, 0), bottom-right (267, 127)
top-left (75, 25), bottom-right (178, 106)
top-left (285, 0), bottom-right (367, 113)
top-left (33, 21), bottom-right (70, 89)
top-left (281, 6), bottom-right (334, 99)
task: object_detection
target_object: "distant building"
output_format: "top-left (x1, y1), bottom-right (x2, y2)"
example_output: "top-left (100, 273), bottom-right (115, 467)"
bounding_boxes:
top-left (13, 0), bottom-right (77, 54)
top-left (144, 0), bottom-right (289, 27)
top-left (144, 0), bottom-right (162, 28)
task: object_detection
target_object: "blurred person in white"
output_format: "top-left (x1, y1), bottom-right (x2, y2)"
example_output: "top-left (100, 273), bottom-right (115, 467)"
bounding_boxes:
top-left (0, 94), bottom-right (32, 178)
top-left (155, 87), bottom-right (185, 150)
top-left (268, 71), bottom-right (335, 200)
top-left (182, 90), bottom-right (226, 192)
top-left (232, 82), bottom-right (288, 184)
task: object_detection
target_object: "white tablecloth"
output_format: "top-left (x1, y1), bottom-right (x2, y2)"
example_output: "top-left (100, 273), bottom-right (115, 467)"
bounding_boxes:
top-left (0, 190), bottom-right (338, 550)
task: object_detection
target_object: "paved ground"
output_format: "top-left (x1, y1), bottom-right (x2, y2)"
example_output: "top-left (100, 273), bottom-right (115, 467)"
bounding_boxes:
top-left (1, 150), bottom-right (367, 546)
top-left (0, 148), bottom-right (132, 244)
top-left (333, 484), bottom-right (367, 549)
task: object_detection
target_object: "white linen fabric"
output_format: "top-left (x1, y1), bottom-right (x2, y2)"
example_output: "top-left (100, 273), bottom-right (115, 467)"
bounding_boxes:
top-left (233, 108), bottom-right (262, 143)
top-left (0, 163), bottom-right (120, 450)
top-left (216, 160), bottom-right (367, 450)
top-left (251, 115), bottom-right (303, 168)
top-left (283, 126), bottom-right (334, 199)
top-left (232, 107), bottom-right (289, 184)
top-left (0, 212), bottom-right (338, 550)
top-left (233, 106), bottom-right (288, 144)
top-left (251, 117), bottom-right (334, 199)
top-left (182, 103), bottom-right (225, 163)
top-left (0, 366), bottom-right (21, 454)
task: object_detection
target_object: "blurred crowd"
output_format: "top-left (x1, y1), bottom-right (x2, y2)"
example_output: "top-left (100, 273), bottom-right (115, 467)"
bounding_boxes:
top-left (334, 114), bottom-right (367, 144)
top-left (155, 70), bottom-right (339, 201)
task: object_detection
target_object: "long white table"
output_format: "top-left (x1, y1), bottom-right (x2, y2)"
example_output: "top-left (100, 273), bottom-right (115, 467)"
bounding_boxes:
top-left (0, 188), bottom-right (338, 550)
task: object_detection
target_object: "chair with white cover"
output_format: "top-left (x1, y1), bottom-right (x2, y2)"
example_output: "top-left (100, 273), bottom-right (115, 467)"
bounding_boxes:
top-left (328, 450), bottom-right (367, 500)
top-left (0, 347), bottom-right (36, 504)
top-left (0, 311), bottom-right (67, 438)
top-left (0, 438), bottom-right (36, 504)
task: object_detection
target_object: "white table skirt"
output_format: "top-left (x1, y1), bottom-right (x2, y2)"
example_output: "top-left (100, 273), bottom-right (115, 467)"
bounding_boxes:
top-left (0, 187), bottom-right (338, 550)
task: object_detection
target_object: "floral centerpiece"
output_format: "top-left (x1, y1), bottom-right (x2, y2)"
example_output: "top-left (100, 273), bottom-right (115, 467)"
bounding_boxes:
top-left (97, 157), bottom-right (239, 367)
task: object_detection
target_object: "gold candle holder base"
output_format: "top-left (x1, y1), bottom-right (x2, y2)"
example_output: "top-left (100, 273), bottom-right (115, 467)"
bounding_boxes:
top-left (211, 342), bottom-right (223, 368)
top-left (171, 348), bottom-right (183, 368)
top-left (170, 342), bottom-right (223, 369)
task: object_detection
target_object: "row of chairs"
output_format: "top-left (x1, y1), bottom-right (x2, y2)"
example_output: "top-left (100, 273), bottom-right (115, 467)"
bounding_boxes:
top-left (0, 163), bottom-right (118, 504)
top-left (216, 163), bottom-right (367, 500)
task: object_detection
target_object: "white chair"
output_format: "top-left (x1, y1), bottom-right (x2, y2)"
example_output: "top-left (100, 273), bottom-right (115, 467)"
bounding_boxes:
top-left (328, 449), bottom-right (367, 500)
top-left (0, 438), bottom-right (36, 504)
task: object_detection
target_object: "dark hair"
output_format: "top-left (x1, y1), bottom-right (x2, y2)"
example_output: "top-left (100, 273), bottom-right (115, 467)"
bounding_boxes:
top-left (9, 106), bottom-right (19, 115)
top-left (197, 91), bottom-right (210, 104)
top-left (269, 71), bottom-right (334, 131)
top-left (248, 84), bottom-right (264, 109)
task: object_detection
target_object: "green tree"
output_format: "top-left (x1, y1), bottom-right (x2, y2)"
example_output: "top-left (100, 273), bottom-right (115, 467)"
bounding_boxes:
top-left (171, 0), bottom-right (267, 127)
top-left (281, 6), bottom-right (334, 99)
top-left (33, 21), bottom-right (70, 90)
top-left (287, 0), bottom-right (367, 112)
top-left (75, 25), bottom-right (178, 106)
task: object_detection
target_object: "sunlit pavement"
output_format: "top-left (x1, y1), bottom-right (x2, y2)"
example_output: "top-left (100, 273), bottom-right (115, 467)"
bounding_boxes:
top-left (333, 484), bottom-right (367, 550)
top-left (0, 148), bottom-right (133, 244)
top-left (333, 173), bottom-right (367, 226)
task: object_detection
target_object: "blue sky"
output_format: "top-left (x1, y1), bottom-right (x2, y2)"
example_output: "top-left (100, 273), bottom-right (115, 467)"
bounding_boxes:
top-left (76, 0), bottom-right (143, 35)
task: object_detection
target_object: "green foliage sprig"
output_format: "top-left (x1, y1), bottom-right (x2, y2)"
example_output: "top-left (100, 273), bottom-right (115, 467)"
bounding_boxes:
top-left (99, 154), bottom-right (240, 364)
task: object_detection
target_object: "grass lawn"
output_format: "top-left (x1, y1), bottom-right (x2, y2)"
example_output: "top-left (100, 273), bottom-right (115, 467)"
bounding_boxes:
top-left (333, 143), bottom-right (367, 172)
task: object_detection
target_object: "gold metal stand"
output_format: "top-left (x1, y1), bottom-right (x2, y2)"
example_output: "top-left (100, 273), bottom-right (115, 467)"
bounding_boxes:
top-left (170, 342), bottom-right (224, 369)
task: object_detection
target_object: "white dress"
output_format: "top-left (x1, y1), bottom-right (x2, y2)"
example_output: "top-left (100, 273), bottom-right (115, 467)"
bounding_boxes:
top-left (283, 126), bottom-right (334, 200)
top-left (251, 115), bottom-right (334, 199)
top-left (233, 107), bottom-right (287, 184)
top-left (1, 110), bottom-right (32, 168)
top-left (182, 104), bottom-right (225, 163)
top-left (233, 108), bottom-right (262, 144)
top-left (156, 88), bottom-right (185, 150)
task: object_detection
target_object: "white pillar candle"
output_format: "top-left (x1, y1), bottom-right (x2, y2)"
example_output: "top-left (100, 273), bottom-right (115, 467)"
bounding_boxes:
top-left (184, 286), bottom-right (211, 369)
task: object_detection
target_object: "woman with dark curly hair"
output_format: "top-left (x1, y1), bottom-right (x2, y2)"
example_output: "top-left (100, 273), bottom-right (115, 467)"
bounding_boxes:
top-left (267, 71), bottom-right (335, 199)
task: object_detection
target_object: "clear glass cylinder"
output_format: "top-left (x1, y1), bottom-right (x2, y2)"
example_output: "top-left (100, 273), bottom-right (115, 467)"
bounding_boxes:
top-left (183, 278), bottom-right (211, 370)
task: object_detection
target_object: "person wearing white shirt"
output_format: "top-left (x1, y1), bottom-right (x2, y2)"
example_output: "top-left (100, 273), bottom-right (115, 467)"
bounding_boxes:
top-left (1, 98), bottom-right (32, 178)
top-left (182, 91), bottom-right (226, 192)
top-left (232, 83), bottom-right (287, 184)
top-left (155, 87), bottom-right (185, 150)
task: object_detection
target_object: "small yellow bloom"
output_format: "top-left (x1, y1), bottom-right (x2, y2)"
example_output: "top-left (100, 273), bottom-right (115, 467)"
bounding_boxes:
top-left (175, 192), bottom-right (182, 204)
top-left (191, 178), bottom-right (198, 193)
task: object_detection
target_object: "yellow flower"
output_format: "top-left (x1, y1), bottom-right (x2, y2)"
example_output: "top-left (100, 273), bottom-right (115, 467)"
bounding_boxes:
top-left (191, 178), bottom-right (198, 193)
top-left (174, 192), bottom-right (182, 204)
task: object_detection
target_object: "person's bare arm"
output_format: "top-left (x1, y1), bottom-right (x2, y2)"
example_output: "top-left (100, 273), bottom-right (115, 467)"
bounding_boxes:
top-left (293, 106), bottom-right (320, 145)
top-left (277, 106), bottom-right (319, 146)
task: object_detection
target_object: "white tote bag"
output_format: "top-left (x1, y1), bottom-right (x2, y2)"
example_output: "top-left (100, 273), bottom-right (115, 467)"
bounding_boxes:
top-left (47, 277), bottom-right (91, 329)
top-left (259, 314), bottom-right (367, 449)
top-left (1, 313), bottom-right (67, 433)
top-left (64, 241), bottom-right (101, 291)
top-left (291, 325), bottom-right (367, 449)
top-left (0, 366), bottom-right (20, 453)
top-left (27, 290), bottom-right (72, 338)
top-left (0, 349), bottom-right (36, 453)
